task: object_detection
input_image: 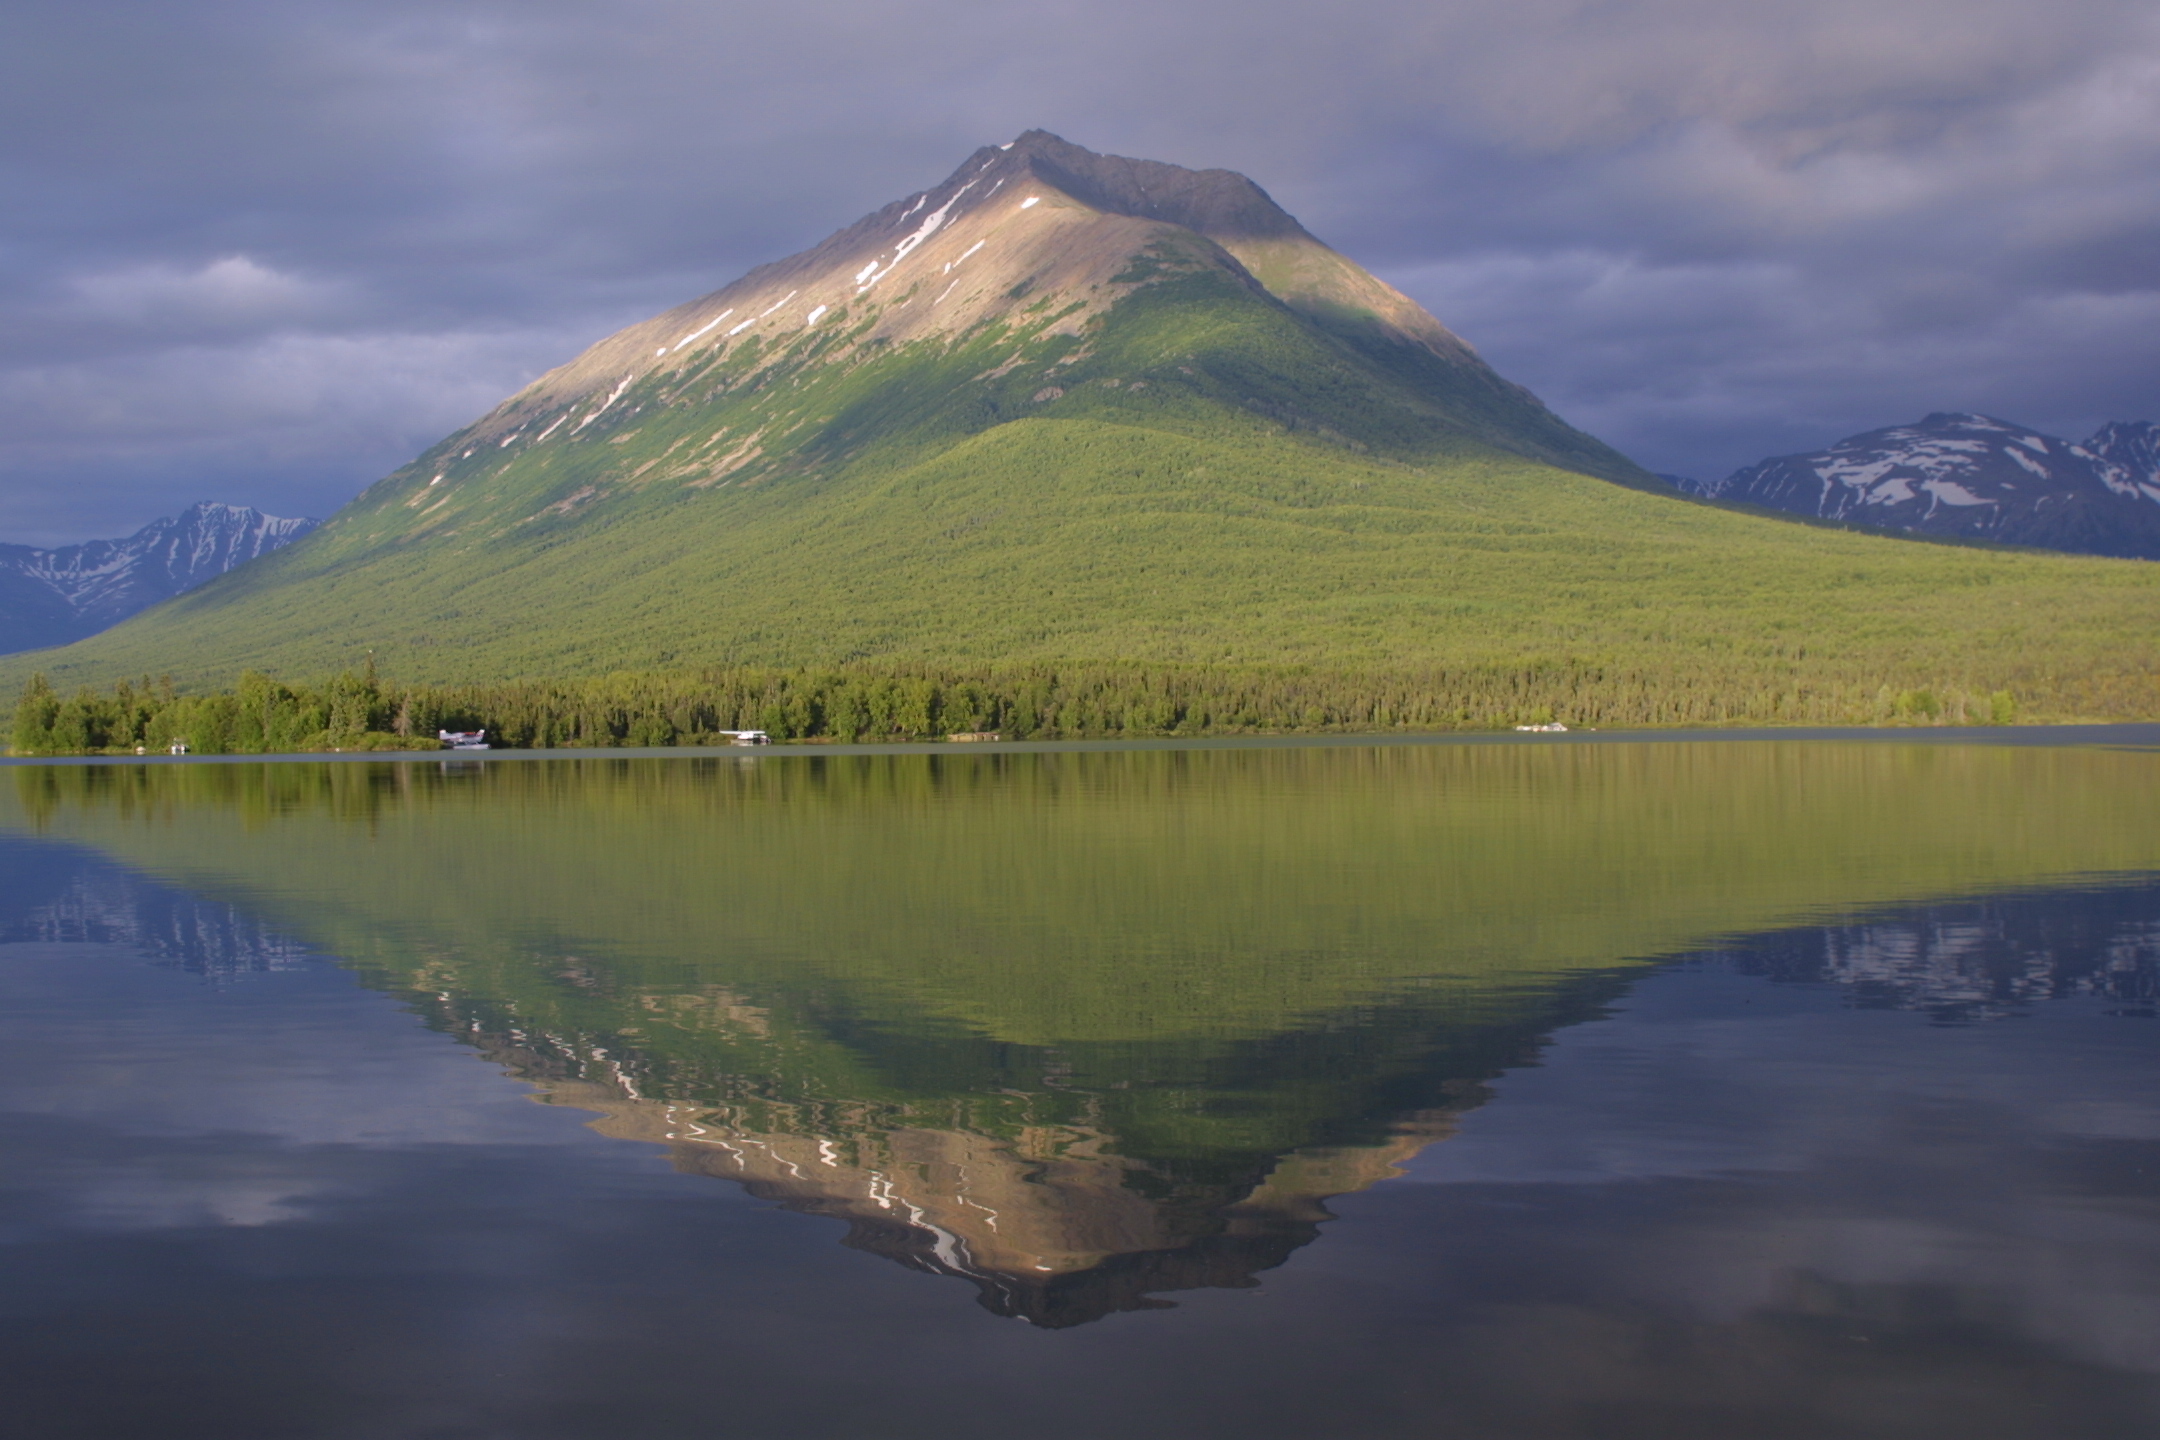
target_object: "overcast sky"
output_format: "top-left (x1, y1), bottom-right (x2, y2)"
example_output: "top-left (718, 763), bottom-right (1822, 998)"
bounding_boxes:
top-left (4, 0), bottom-right (2157, 543)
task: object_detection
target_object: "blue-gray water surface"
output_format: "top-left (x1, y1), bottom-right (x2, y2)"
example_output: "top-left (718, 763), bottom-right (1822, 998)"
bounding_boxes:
top-left (1, 740), bottom-right (2157, 1438)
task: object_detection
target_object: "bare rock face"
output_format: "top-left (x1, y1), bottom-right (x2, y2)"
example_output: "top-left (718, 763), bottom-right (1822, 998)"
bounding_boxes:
top-left (0, 502), bottom-right (318, 654)
top-left (1677, 413), bottom-right (2160, 559)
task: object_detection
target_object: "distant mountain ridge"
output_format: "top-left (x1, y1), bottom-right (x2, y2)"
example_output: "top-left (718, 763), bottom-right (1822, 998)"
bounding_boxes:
top-left (0, 502), bottom-right (318, 655)
top-left (1673, 414), bottom-right (2160, 559)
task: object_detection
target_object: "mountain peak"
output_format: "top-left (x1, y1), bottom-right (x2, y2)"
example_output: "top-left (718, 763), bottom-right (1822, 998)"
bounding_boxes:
top-left (488, 131), bottom-right (1494, 433)
top-left (975, 130), bottom-right (1311, 243)
top-left (1685, 413), bottom-right (2160, 559)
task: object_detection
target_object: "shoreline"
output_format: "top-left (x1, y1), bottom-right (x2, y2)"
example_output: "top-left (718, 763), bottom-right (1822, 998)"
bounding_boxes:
top-left (8, 720), bottom-right (2160, 767)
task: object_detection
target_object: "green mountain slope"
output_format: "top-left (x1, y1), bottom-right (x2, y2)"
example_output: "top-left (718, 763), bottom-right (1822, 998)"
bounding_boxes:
top-left (7, 133), bottom-right (2160, 703)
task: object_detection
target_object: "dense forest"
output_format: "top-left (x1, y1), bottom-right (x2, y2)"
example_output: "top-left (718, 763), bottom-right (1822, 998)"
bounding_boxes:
top-left (7, 657), bottom-right (2040, 755)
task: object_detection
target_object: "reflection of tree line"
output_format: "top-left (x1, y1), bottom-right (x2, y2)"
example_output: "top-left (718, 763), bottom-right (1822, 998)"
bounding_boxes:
top-left (15, 743), bottom-right (2160, 1049)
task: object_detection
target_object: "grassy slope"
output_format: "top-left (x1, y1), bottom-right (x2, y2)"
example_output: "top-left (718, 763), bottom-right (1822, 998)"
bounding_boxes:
top-left (7, 263), bottom-right (2158, 708)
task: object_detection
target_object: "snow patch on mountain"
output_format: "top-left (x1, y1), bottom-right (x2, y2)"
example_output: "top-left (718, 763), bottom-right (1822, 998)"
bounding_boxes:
top-left (1920, 480), bottom-right (1989, 507)
top-left (673, 309), bottom-right (732, 350)
top-left (857, 183), bottom-right (976, 293)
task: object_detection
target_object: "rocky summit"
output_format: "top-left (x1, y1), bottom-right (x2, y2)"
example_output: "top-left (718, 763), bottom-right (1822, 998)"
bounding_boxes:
top-left (1674, 414), bottom-right (2160, 559)
top-left (0, 502), bottom-right (317, 655)
top-left (467, 129), bottom-right (1633, 484)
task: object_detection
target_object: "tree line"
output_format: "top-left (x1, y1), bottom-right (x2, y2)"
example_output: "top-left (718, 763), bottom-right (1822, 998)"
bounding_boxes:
top-left (7, 658), bottom-right (2046, 756)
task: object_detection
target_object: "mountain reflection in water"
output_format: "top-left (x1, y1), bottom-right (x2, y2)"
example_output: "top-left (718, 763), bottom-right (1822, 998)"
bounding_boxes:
top-left (7, 741), bottom-right (2160, 1337)
top-left (473, 877), bottom-right (2160, 1328)
top-left (466, 1002), bottom-right (1548, 1328)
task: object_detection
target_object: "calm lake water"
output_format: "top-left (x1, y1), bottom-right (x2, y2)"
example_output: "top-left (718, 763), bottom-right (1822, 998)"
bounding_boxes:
top-left (2, 738), bottom-right (2157, 1439)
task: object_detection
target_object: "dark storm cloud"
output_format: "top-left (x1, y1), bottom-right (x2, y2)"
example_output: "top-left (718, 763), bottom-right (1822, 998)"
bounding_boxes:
top-left (3, 0), bottom-right (2157, 539)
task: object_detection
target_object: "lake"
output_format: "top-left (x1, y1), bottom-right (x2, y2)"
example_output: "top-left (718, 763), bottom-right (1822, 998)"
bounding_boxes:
top-left (2, 736), bottom-right (2157, 1438)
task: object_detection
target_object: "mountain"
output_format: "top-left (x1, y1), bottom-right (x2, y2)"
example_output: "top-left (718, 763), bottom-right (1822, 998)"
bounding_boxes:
top-left (1675, 414), bottom-right (2160, 559)
top-left (0, 502), bottom-right (317, 655)
top-left (5, 134), bottom-right (2160, 704)
top-left (463, 129), bottom-right (1641, 486)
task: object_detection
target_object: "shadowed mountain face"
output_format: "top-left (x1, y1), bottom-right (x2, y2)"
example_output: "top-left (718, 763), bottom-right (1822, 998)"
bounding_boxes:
top-left (0, 503), bottom-right (317, 654)
top-left (1675, 414), bottom-right (2160, 558)
top-left (9, 741), bottom-right (2160, 1324)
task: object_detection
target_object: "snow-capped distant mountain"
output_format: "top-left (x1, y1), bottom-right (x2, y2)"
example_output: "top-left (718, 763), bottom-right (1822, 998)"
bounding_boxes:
top-left (0, 502), bottom-right (318, 655)
top-left (1674, 414), bottom-right (2160, 559)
